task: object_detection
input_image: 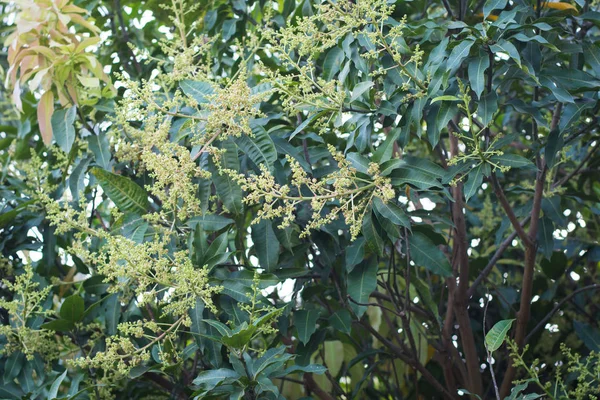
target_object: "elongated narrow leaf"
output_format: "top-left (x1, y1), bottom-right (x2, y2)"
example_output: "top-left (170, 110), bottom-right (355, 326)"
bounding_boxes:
top-left (483, 0), bottom-right (508, 18)
top-left (52, 106), bottom-right (76, 153)
top-left (485, 319), bottom-right (515, 352)
top-left (468, 54), bottom-right (490, 99)
top-left (48, 370), bottom-right (68, 399)
top-left (447, 40), bottom-right (475, 71)
top-left (192, 368), bottom-right (240, 389)
top-left (235, 126), bottom-right (277, 171)
top-left (463, 164), bottom-right (484, 203)
top-left (373, 197), bottom-right (410, 228)
top-left (478, 91), bottom-right (498, 126)
top-left (251, 219), bottom-right (280, 272)
top-left (408, 232), bottom-right (452, 277)
top-left (180, 80), bottom-right (214, 103)
top-left (347, 259), bottom-right (378, 317)
top-left (38, 91), bottom-right (54, 145)
top-left (87, 133), bottom-right (111, 170)
top-left (188, 214), bottom-right (234, 231)
top-left (91, 168), bottom-right (149, 214)
top-left (295, 310), bottom-right (320, 344)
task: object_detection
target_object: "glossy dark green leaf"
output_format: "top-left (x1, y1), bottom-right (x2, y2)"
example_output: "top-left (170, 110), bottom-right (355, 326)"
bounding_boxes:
top-left (295, 310), bottom-right (320, 344)
top-left (59, 295), bottom-right (85, 323)
top-left (478, 91), bottom-right (498, 126)
top-left (468, 53), bottom-right (490, 99)
top-left (408, 232), bottom-right (452, 277)
top-left (345, 237), bottom-right (365, 273)
top-left (483, 0), bottom-right (508, 18)
top-left (251, 219), bottom-right (280, 272)
top-left (329, 310), bottom-right (352, 334)
top-left (347, 259), bottom-right (378, 317)
top-left (373, 197), bottom-right (410, 229)
top-left (447, 40), bottom-right (475, 71)
top-left (90, 167), bottom-right (149, 214)
top-left (574, 321), bottom-right (600, 351)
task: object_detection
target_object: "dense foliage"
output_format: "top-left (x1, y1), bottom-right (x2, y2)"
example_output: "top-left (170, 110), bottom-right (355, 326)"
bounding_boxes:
top-left (1, 0), bottom-right (600, 399)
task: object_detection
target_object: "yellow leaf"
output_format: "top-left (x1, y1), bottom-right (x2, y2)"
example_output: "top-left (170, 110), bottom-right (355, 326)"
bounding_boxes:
top-left (37, 91), bottom-right (55, 145)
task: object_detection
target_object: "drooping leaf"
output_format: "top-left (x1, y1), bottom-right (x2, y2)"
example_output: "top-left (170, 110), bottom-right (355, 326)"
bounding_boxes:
top-left (468, 53), bottom-right (490, 99)
top-left (251, 219), bottom-right (280, 272)
top-left (295, 310), bottom-right (320, 344)
top-left (38, 90), bottom-right (54, 145)
top-left (408, 232), bottom-right (452, 277)
top-left (347, 259), bottom-right (378, 318)
top-left (52, 106), bottom-right (76, 154)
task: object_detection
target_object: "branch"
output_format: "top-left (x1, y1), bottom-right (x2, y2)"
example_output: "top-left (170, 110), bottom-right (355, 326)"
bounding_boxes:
top-left (525, 284), bottom-right (600, 343)
top-left (490, 173), bottom-right (533, 248)
top-left (552, 144), bottom-right (599, 189)
top-left (467, 216), bottom-right (531, 298)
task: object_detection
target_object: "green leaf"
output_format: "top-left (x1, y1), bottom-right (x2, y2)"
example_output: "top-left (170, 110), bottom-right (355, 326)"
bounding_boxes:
top-left (235, 125), bottom-right (277, 171)
top-left (539, 76), bottom-right (574, 104)
top-left (251, 219), bottom-right (280, 272)
top-left (222, 19), bottom-right (237, 41)
top-left (188, 214), bottom-right (234, 231)
top-left (430, 95), bottom-right (460, 104)
top-left (373, 197), bottom-right (410, 229)
top-left (48, 370), bottom-right (68, 399)
top-left (540, 68), bottom-right (600, 91)
top-left (478, 91), bottom-right (497, 126)
top-left (180, 80), bottom-right (214, 104)
top-left (52, 106), bottom-right (76, 154)
top-left (90, 168), bottom-right (149, 214)
top-left (345, 237), bottom-right (365, 273)
top-left (3, 351), bottom-right (24, 383)
top-left (468, 54), bottom-right (490, 99)
top-left (408, 232), bottom-right (452, 277)
top-left (545, 128), bottom-right (563, 168)
top-left (485, 319), bottom-right (515, 352)
top-left (221, 323), bottom-right (257, 348)
top-left (463, 164), bottom-right (485, 203)
top-left (350, 81), bottom-right (374, 102)
top-left (329, 310), bottom-right (352, 334)
top-left (540, 251), bottom-right (567, 280)
top-left (491, 40), bottom-right (521, 67)
top-left (210, 138), bottom-right (243, 214)
top-left (295, 310), bottom-right (320, 344)
top-left (41, 318), bottom-right (75, 331)
top-left (361, 211), bottom-right (384, 257)
top-left (574, 320), bottom-right (600, 351)
top-left (447, 40), bottom-right (475, 71)
top-left (323, 47), bottom-right (344, 80)
top-left (372, 128), bottom-right (399, 163)
top-left (192, 368), bottom-right (240, 390)
top-left (536, 216), bottom-right (554, 260)
top-left (426, 100), bottom-right (458, 147)
top-left (583, 43), bottom-right (600, 75)
top-left (483, 0), bottom-right (508, 18)
top-left (347, 259), bottom-right (378, 318)
top-left (390, 167), bottom-right (443, 190)
top-left (277, 364), bottom-right (327, 376)
top-left (488, 154), bottom-right (536, 170)
top-left (87, 133), bottom-right (111, 170)
top-left (60, 295), bottom-right (85, 323)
